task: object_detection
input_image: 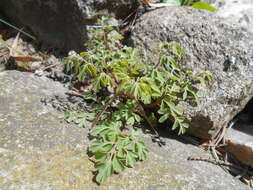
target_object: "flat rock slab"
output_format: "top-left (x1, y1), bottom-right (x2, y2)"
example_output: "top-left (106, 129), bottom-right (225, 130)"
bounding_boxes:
top-left (226, 121), bottom-right (253, 167)
top-left (0, 71), bottom-right (250, 190)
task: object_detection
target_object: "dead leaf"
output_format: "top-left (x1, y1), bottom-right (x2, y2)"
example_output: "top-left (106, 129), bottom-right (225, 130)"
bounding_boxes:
top-left (199, 139), bottom-right (209, 147)
top-left (142, 0), bottom-right (150, 5)
top-left (10, 32), bottom-right (20, 57)
top-left (10, 32), bottom-right (42, 62)
top-left (13, 56), bottom-right (41, 62)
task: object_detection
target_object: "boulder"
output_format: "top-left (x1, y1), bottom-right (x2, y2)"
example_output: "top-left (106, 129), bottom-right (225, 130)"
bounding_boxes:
top-left (203, 0), bottom-right (253, 33)
top-left (0, 0), bottom-right (134, 51)
top-left (129, 7), bottom-right (253, 139)
top-left (0, 70), bottom-right (250, 189)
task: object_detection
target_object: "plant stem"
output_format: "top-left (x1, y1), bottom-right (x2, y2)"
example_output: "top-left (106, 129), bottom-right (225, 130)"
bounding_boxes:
top-left (0, 18), bottom-right (36, 40)
top-left (136, 102), bottom-right (159, 137)
top-left (91, 95), bottom-right (117, 128)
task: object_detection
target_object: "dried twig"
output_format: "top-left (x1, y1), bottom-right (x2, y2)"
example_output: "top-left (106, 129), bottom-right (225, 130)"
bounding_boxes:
top-left (66, 90), bottom-right (84, 98)
top-left (136, 102), bottom-right (165, 145)
top-left (41, 62), bottom-right (61, 71)
top-left (188, 157), bottom-right (244, 170)
top-left (214, 126), bottom-right (227, 147)
top-left (188, 156), bottom-right (253, 177)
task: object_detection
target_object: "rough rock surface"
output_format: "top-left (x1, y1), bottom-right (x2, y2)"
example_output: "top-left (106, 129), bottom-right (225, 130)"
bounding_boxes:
top-left (225, 100), bottom-right (253, 167)
top-left (0, 0), bottom-right (134, 51)
top-left (226, 121), bottom-right (253, 167)
top-left (0, 71), bottom-right (250, 189)
top-left (203, 0), bottom-right (253, 33)
top-left (130, 7), bottom-right (253, 139)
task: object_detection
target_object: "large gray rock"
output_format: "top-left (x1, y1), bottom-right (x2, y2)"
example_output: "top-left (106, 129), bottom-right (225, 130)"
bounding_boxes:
top-left (203, 0), bottom-right (253, 33)
top-left (0, 0), bottom-right (134, 51)
top-left (0, 71), bottom-right (250, 189)
top-left (130, 7), bottom-right (253, 139)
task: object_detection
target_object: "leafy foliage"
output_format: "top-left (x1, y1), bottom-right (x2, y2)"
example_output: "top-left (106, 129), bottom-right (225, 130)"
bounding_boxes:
top-left (59, 104), bottom-right (95, 128)
top-left (90, 125), bottom-right (148, 183)
top-left (65, 17), bottom-right (211, 184)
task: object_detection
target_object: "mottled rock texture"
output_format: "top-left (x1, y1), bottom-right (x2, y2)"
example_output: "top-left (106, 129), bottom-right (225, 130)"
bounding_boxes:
top-left (0, 0), bottom-right (134, 51)
top-left (0, 71), bottom-right (250, 189)
top-left (130, 7), bottom-right (253, 139)
top-left (225, 100), bottom-right (253, 167)
top-left (203, 0), bottom-right (253, 33)
top-left (226, 122), bottom-right (253, 167)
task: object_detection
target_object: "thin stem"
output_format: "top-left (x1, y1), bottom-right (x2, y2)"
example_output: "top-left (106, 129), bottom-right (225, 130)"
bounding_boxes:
top-left (91, 95), bottom-right (117, 128)
top-left (0, 18), bottom-right (36, 40)
top-left (136, 102), bottom-right (159, 137)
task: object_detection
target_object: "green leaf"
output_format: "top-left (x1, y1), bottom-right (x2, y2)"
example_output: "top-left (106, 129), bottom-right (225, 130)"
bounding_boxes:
top-left (133, 114), bottom-right (141, 123)
top-left (170, 83), bottom-right (180, 92)
top-left (151, 84), bottom-right (162, 97)
top-left (126, 152), bottom-right (137, 167)
top-left (90, 125), bottom-right (110, 136)
top-left (96, 162), bottom-right (113, 184)
top-left (106, 131), bottom-right (117, 142)
top-left (159, 113), bottom-right (169, 123)
top-left (192, 2), bottom-right (216, 12)
top-left (140, 92), bottom-right (151, 104)
top-left (131, 81), bottom-right (140, 99)
top-left (127, 116), bottom-right (135, 126)
top-left (164, 100), bottom-right (183, 115)
top-left (131, 129), bottom-right (142, 140)
top-left (176, 116), bottom-right (185, 123)
top-left (94, 152), bottom-right (108, 162)
top-left (102, 143), bottom-right (114, 152)
top-left (95, 162), bottom-right (106, 170)
top-left (89, 141), bottom-right (104, 153)
top-left (117, 148), bottom-right (126, 158)
top-left (77, 119), bottom-right (89, 128)
top-left (112, 156), bottom-right (125, 173)
top-left (86, 63), bottom-right (97, 77)
top-left (93, 77), bottom-right (101, 92)
top-left (136, 142), bottom-right (148, 160)
top-left (172, 121), bottom-right (179, 130)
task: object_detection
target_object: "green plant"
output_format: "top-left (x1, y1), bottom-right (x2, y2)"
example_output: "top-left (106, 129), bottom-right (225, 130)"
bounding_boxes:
top-left (90, 124), bottom-right (148, 183)
top-left (59, 104), bottom-right (95, 128)
top-left (65, 17), bottom-right (211, 184)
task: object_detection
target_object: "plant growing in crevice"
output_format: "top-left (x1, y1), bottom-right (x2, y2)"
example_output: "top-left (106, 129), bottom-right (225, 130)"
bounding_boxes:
top-left (65, 17), bottom-right (211, 184)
